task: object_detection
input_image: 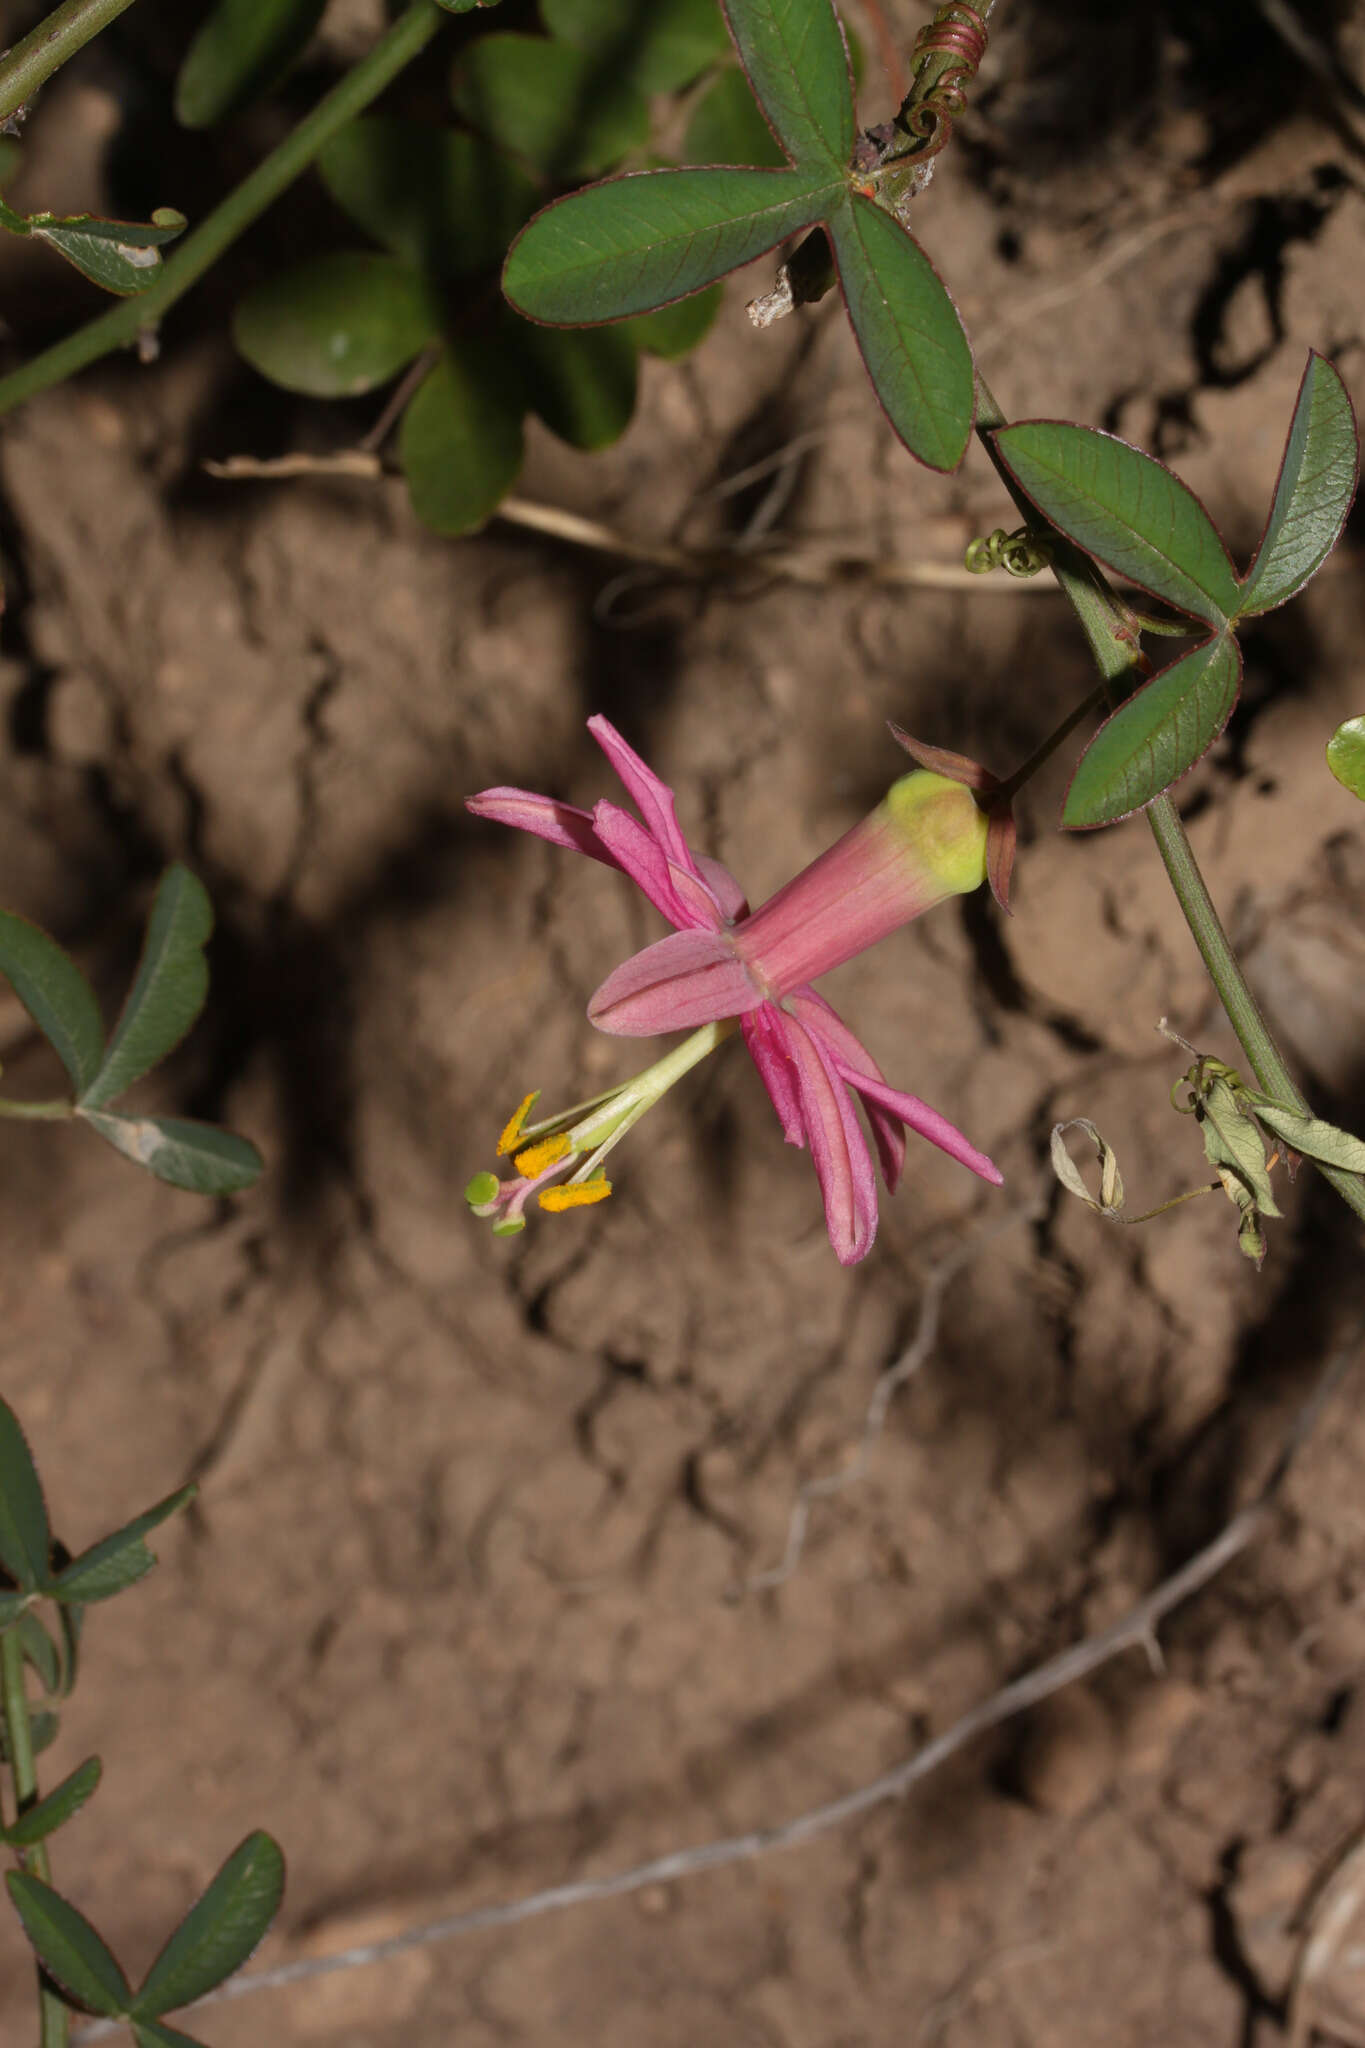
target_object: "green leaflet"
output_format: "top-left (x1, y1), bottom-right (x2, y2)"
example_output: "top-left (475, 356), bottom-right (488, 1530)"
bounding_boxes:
top-left (232, 251), bottom-right (439, 397)
top-left (828, 192), bottom-right (974, 473)
top-left (318, 119), bottom-right (538, 282)
top-left (504, 166), bottom-right (833, 324)
top-left (133, 1833), bottom-right (285, 2019)
top-left (0, 910), bottom-right (103, 1096)
top-left (1327, 715), bottom-right (1365, 800)
top-left (79, 1113), bottom-right (264, 1195)
top-left (541, 0), bottom-right (729, 93)
top-left (81, 867), bottom-right (215, 1109)
top-left (400, 342), bottom-right (525, 536)
top-left (1238, 352), bottom-right (1359, 617)
top-left (453, 33), bottom-right (649, 179)
top-left (175, 0), bottom-right (327, 127)
top-left (720, 0), bottom-right (853, 169)
top-left (1064, 634), bottom-right (1242, 828)
top-left (994, 421), bottom-right (1241, 627)
top-left (5, 1874), bottom-right (131, 2018)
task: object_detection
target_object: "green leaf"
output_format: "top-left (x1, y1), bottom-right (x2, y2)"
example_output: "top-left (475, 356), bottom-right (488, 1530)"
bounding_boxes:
top-left (0, 1591), bottom-right (28, 1626)
top-left (828, 193), bottom-right (974, 473)
top-left (401, 342), bottom-right (525, 535)
top-left (1327, 715), bottom-right (1365, 799)
top-left (2, 1757), bottom-right (102, 1848)
top-left (516, 319), bottom-right (637, 447)
top-left (318, 119), bottom-right (537, 283)
top-left (1064, 633), bottom-right (1242, 828)
top-left (132, 2020), bottom-right (208, 2048)
top-left (17, 1611), bottom-right (60, 1693)
top-left (1252, 1101), bottom-right (1365, 1173)
top-left (0, 1397), bottom-right (50, 1594)
top-left (683, 63), bottom-right (786, 166)
top-left (81, 867), bottom-right (214, 1109)
top-left (50, 1484), bottom-right (195, 1607)
top-left (993, 420), bottom-right (1241, 627)
top-left (5, 1873), bottom-right (131, 2017)
top-left (1238, 352), bottom-right (1358, 617)
top-left (0, 911), bottom-right (104, 1095)
top-left (175, 0), bottom-right (327, 127)
top-left (232, 251), bottom-right (438, 399)
top-left (722, 0), bottom-right (852, 168)
top-left (134, 1833), bottom-right (285, 2018)
top-left (625, 283), bottom-right (722, 357)
top-left (541, 0), bottom-right (729, 93)
top-left (504, 165), bottom-right (832, 324)
top-left (453, 34), bottom-right (649, 179)
top-left (30, 209), bottom-right (186, 296)
top-left (437, 0), bottom-right (505, 10)
top-left (79, 1111), bottom-right (264, 1194)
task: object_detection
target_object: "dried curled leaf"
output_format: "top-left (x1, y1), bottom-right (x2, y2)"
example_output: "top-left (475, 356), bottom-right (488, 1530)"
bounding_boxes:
top-left (1050, 1119), bottom-right (1125, 1216)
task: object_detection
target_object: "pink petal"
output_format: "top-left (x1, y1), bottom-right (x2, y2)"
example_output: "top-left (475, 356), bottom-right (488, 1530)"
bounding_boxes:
top-left (785, 989), bottom-right (905, 1191)
top-left (696, 855), bottom-right (749, 923)
top-left (592, 801), bottom-right (694, 928)
top-left (775, 1007), bottom-right (879, 1265)
top-left (587, 715), bottom-right (692, 872)
top-left (742, 1004), bottom-right (804, 1145)
top-left (841, 1068), bottom-right (1003, 1186)
top-left (467, 788), bottom-right (620, 869)
top-left (589, 928), bottom-right (761, 1036)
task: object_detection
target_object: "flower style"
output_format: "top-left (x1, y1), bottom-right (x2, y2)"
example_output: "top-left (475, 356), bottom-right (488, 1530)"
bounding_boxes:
top-left (467, 717), bottom-right (1008, 1264)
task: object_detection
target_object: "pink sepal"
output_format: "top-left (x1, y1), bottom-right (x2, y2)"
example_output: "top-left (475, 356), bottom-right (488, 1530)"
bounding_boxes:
top-left (842, 1068), bottom-right (1003, 1185)
top-left (587, 715), bottom-right (692, 871)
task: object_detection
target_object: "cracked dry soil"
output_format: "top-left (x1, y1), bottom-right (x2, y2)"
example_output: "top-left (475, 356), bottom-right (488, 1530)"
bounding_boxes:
top-left (4, 9), bottom-right (1365, 2044)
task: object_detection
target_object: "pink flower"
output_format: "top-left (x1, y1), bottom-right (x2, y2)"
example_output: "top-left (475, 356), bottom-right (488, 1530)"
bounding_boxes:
top-left (468, 717), bottom-right (1006, 1264)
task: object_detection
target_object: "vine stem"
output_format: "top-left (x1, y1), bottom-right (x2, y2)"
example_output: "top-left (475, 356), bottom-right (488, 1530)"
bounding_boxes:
top-left (0, 0), bottom-right (448, 417)
top-left (1, 1627), bottom-right (68, 2048)
top-left (0, 0), bottom-right (138, 126)
top-left (973, 372), bottom-right (1365, 1227)
top-left (0, 1096), bottom-right (72, 1119)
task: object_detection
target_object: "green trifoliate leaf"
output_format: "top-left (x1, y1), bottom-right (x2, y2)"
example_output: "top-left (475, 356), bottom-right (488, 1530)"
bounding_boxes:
top-left (1237, 352), bottom-right (1358, 617)
top-left (827, 191), bottom-right (974, 473)
top-left (504, 165), bottom-right (834, 325)
top-left (5, 1872), bottom-right (131, 2017)
top-left (1326, 716), bottom-right (1365, 799)
top-left (81, 867), bottom-right (214, 1109)
top-left (683, 64), bottom-right (786, 166)
top-left (318, 120), bottom-right (537, 284)
top-left (79, 1112), bottom-right (263, 1194)
top-left (453, 34), bottom-right (649, 178)
top-left (175, 0), bottom-right (327, 128)
top-left (1, 1756), bottom-right (102, 1848)
top-left (400, 340), bottom-right (525, 536)
top-left (721, 0), bottom-right (854, 169)
top-left (0, 1396), bottom-right (50, 1594)
top-left (133, 1833), bottom-right (285, 2018)
top-left (1064, 632), bottom-right (1243, 828)
top-left (23, 208), bottom-right (186, 296)
top-left (233, 251), bottom-right (439, 398)
top-left (993, 421), bottom-right (1241, 627)
top-left (541, 0), bottom-right (729, 94)
top-left (49, 1484), bottom-right (194, 1607)
top-left (1250, 1101), bottom-right (1365, 1173)
top-left (0, 909), bottom-right (104, 1095)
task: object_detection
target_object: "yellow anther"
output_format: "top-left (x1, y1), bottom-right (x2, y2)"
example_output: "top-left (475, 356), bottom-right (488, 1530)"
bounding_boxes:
top-left (540, 1179), bottom-right (612, 1212)
top-left (513, 1132), bottom-right (572, 1178)
top-left (497, 1091), bottom-right (540, 1157)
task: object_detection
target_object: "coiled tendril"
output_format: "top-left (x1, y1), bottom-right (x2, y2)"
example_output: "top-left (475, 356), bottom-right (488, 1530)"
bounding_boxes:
top-left (897, 4), bottom-right (988, 166)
